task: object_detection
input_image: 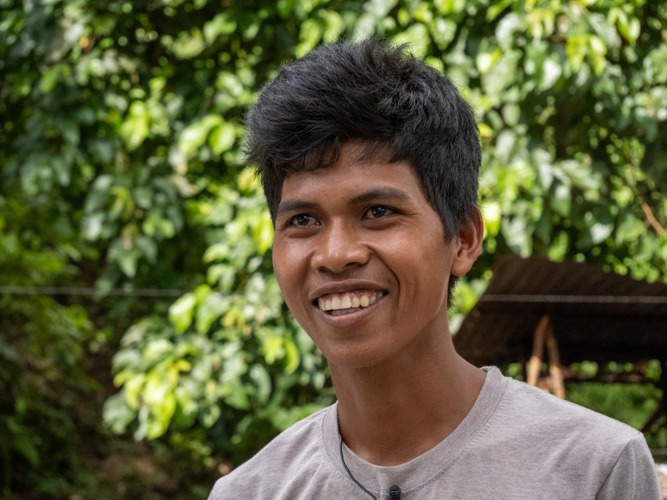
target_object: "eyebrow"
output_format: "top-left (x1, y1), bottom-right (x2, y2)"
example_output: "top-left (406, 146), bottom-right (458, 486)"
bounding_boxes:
top-left (276, 200), bottom-right (320, 217)
top-left (348, 187), bottom-right (411, 205)
top-left (277, 187), bottom-right (411, 217)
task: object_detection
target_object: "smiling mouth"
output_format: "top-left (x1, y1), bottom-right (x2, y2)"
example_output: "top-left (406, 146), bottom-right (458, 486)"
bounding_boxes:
top-left (314, 290), bottom-right (387, 316)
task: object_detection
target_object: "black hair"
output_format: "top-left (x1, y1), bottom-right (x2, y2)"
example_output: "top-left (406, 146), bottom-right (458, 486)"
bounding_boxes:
top-left (245, 38), bottom-right (481, 303)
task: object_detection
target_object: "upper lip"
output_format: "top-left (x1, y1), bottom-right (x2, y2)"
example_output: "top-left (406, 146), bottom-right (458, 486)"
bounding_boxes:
top-left (309, 280), bottom-right (388, 302)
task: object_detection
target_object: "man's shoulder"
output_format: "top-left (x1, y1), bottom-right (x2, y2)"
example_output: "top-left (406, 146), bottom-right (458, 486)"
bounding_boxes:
top-left (502, 376), bottom-right (641, 445)
top-left (448, 373), bottom-right (660, 498)
top-left (207, 405), bottom-right (333, 499)
top-left (482, 375), bottom-right (645, 478)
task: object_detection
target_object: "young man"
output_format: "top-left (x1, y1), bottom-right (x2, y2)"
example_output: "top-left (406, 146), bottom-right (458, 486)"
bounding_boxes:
top-left (208, 40), bottom-right (660, 499)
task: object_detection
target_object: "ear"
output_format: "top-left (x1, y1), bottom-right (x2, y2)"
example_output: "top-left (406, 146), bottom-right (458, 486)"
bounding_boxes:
top-left (450, 206), bottom-right (484, 277)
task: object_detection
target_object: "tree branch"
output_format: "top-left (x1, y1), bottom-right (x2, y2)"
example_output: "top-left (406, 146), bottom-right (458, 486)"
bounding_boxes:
top-left (641, 202), bottom-right (665, 236)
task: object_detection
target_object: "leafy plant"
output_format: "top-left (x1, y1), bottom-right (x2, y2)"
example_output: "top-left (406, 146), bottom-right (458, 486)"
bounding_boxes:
top-left (1, 0), bottom-right (666, 497)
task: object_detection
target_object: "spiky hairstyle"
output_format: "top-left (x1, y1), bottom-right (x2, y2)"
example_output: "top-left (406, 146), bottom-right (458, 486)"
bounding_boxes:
top-left (245, 38), bottom-right (480, 242)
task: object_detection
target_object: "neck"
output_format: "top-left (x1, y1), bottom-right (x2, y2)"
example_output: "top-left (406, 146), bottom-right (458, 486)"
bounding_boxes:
top-left (330, 327), bottom-right (485, 466)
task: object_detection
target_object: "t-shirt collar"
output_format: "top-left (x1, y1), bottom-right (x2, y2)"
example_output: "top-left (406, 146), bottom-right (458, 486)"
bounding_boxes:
top-left (321, 366), bottom-right (509, 495)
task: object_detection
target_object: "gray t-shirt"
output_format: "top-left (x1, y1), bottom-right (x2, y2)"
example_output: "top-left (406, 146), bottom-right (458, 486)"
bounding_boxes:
top-left (208, 367), bottom-right (660, 499)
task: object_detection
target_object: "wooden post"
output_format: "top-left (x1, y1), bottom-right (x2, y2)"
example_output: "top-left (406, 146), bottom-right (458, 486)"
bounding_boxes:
top-left (546, 326), bottom-right (566, 399)
top-left (527, 316), bottom-right (550, 387)
top-left (641, 404), bottom-right (665, 434)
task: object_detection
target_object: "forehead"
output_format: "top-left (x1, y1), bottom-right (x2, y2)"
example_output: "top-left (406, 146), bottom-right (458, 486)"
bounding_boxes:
top-left (279, 141), bottom-right (427, 207)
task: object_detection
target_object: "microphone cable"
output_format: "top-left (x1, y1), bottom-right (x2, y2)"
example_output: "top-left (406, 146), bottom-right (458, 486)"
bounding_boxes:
top-left (337, 433), bottom-right (403, 499)
top-left (339, 433), bottom-right (378, 500)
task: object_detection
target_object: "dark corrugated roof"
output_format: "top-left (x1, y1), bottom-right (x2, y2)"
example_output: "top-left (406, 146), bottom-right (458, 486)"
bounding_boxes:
top-left (453, 256), bottom-right (667, 367)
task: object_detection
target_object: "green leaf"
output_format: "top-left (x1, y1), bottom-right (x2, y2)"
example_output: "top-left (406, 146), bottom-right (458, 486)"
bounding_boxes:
top-left (196, 292), bottom-right (227, 333)
top-left (249, 364), bottom-right (271, 404)
top-left (616, 214), bottom-right (645, 244)
top-left (208, 122), bottom-right (236, 155)
top-left (201, 404), bottom-right (221, 428)
top-left (253, 212), bottom-right (274, 255)
top-left (392, 23), bottom-right (430, 59)
top-left (216, 72), bottom-right (244, 97)
top-left (172, 28), bottom-right (205, 59)
top-left (263, 337), bottom-right (284, 364)
top-left (540, 57), bottom-right (562, 91)
top-left (566, 35), bottom-right (588, 72)
top-left (40, 64), bottom-right (69, 93)
top-left (476, 50), bottom-right (501, 75)
top-left (295, 18), bottom-right (323, 58)
top-left (486, 0), bottom-right (512, 21)
top-left (103, 392), bottom-right (136, 434)
top-left (147, 391), bottom-right (176, 439)
top-left (613, 8), bottom-right (641, 45)
top-left (120, 101), bottom-right (150, 150)
top-left (483, 51), bottom-right (520, 97)
top-left (587, 35), bottom-right (607, 75)
top-left (124, 374), bottom-right (145, 410)
top-left (551, 184), bottom-right (571, 217)
top-left (116, 248), bottom-right (140, 278)
top-left (223, 379), bottom-right (250, 410)
top-left (481, 202), bottom-right (501, 237)
top-left (434, 0), bottom-right (465, 15)
top-left (590, 223), bottom-right (612, 245)
top-left (12, 434), bottom-right (40, 467)
top-left (204, 13), bottom-right (237, 43)
top-left (169, 293), bottom-right (196, 333)
top-left (179, 115), bottom-right (223, 158)
top-left (283, 338), bottom-right (300, 375)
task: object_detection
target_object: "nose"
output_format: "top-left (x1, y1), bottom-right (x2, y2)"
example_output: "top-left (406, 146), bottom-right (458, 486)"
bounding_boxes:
top-left (311, 220), bottom-right (370, 274)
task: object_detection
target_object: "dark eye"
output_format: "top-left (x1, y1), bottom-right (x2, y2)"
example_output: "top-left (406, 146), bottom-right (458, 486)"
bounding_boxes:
top-left (366, 205), bottom-right (391, 219)
top-left (290, 214), bottom-right (316, 227)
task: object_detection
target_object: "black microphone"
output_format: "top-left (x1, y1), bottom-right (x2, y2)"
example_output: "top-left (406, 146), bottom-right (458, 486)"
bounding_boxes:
top-left (389, 484), bottom-right (402, 499)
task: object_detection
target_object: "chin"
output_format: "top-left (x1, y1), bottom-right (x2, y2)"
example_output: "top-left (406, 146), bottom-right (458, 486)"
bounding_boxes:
top-left (320, 340), bottom-right (396, 371)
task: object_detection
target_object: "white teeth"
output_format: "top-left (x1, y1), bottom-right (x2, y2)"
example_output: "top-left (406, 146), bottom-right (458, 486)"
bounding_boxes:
top-left (317, 291), bottom-right (384, 312)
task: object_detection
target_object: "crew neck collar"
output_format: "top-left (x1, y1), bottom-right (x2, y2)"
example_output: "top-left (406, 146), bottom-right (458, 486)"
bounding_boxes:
top-left (321, 366), bottom-right (509, 495)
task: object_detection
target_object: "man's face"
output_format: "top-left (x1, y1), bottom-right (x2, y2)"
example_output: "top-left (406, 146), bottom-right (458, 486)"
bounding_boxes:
top-left (272, 141), bottom-right (459, 369)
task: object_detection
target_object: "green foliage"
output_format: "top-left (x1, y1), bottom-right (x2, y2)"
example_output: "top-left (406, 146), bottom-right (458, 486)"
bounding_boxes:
top-left (568, 383), bottom-right (661, 434)
top-left (1, 0), bottom-right (666, 496)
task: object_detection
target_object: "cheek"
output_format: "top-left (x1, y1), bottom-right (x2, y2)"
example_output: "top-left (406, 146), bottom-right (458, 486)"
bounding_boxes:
top-left (382, 235), bottom-right (451, 314)
top-left (272, 241), bottom-right (310, 315)
top-left (272, 243), bottom-right (294, 295)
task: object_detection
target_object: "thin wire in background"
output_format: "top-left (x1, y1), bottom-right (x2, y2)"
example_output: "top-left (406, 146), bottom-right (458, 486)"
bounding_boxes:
top-left (0, 286), bottom-right (187, 297)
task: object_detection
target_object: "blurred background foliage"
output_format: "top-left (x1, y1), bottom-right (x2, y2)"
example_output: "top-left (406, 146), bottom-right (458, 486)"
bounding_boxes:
top-left (1, 0), bottom-right (666, 497)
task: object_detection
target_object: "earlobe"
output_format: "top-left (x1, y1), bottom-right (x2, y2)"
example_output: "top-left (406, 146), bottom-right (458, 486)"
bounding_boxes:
top-left (450, 206), bottom-right (484, 277)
